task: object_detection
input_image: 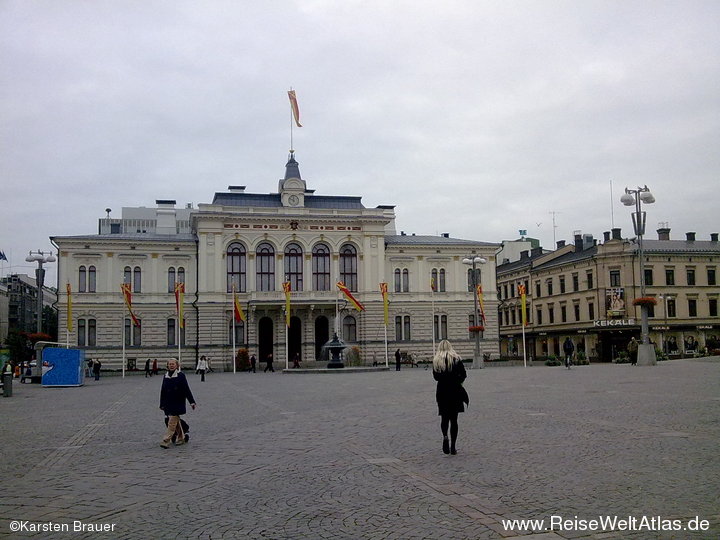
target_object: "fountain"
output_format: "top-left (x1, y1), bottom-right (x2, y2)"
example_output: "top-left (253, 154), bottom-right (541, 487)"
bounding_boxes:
top-left (322, 332), bottom-right (346, 369)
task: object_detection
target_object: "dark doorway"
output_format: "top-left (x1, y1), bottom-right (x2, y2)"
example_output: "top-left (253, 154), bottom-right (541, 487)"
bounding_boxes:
top-left (289, 316), bottom-right (302, 361)
top-left (258, 316), bottom-right (274, 364)
top-left (314, 316), bottom-right (329, 360)
top-left (598, 331), bottom-right (635, 362)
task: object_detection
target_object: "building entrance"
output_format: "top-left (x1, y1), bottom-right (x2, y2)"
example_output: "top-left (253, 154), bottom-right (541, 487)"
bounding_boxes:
top-left (258, 316), bottom-right (274, 364)
top-left (314, 316), bottom-right (329, 361)
top-left (598, 330), bottom-right (636, 362)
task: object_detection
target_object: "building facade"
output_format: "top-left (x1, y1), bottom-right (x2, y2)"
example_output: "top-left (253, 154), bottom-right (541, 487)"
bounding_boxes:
top-left (51, 155), bottom-right (499, 370)
top-left (0, 274), bottom-right (58, 339)
top-left (497, 228), bottom-right (720, 362)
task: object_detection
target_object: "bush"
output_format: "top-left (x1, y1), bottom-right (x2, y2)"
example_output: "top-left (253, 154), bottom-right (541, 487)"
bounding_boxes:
top-left (345, 346), bottom-right (363, 367)
top-left (615, 351), bottom-right (630, 364)
top-left (545, 355), bottom-right (562, 366)
top-left (235, 348), bottom-right (249, 371)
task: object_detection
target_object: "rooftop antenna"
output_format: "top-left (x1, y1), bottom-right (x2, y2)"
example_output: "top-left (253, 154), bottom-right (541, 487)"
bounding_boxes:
top-left (549, 211), bottom-right (560, 246)
top-left (105, 208), bottom-right (112, 218)
top-left (610, 180), bottom-right (615, 228)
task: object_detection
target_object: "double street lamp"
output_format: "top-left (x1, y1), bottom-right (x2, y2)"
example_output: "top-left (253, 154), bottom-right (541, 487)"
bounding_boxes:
top-left (462, 256), bottom-right (487, 369)
top-left (25, 250), bottom-right (56, 379)
top-left (621, 185), bottom-right (656, 365)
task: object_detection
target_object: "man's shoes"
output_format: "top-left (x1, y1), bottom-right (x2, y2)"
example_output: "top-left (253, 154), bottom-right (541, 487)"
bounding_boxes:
top-left (174, 439), bottom-right (185, 446)
top-left (184, 434), bottom-right (190, 443)
top-left (160, 441), bottom-right (170, 449)
top-left (450, 447), bottom-right (457, 455)
top-left (442, 437), bottom-right (450, 455)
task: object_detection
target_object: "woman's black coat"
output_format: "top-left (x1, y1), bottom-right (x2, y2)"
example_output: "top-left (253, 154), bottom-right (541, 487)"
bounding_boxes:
top-left (433, 359), bottom-right (468, 416)
top-left (160, 372), bottom-right (195, 415)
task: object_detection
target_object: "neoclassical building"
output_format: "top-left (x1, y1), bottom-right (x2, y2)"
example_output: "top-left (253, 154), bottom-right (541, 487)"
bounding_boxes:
top-left (51, 154), bottom-right (499, 370)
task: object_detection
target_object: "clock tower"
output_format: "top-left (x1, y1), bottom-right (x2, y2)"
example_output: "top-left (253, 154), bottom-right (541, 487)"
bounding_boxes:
top-left (280, 151), bottom-right (306, 208)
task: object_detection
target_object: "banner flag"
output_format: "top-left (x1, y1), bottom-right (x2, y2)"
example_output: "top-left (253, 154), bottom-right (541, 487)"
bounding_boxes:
top-left (337, 281), bottom-right (365, 311)
top-left (121, 283), bottom-right (141, 327)
top-left (283, 282), bottom-right (291, 327)
top-left (430, 277), bottom-right (436, 292)
top-left (66, 283), bottom-right (73, 332)
top-left (233, 287), bottom-right (246, 323)
top-left (475, 284), bottom-right (487, 325)
top-left (519, 284), bottom-right (527, 326)
top-left (379, 282), bottom-right (389, 326)
top-left (288, 90), bottom-right (302, 127)
top-left (174, 282), bottom-right (185, 328)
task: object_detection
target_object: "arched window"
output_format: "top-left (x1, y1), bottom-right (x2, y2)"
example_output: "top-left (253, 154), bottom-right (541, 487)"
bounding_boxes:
top-left (256, 242), bottom-right (275, 291)
top-left (177, 267), bottom-right (185, 285)
top-left (339, 244), bottom-right (358, 292)
top-left (312, 243), bottom-right (331, 291)
top-left (88, 266), bottom-right (96, 292)
top-left (439, 268), bottom-right (446, 292)
top-left (133, 266), bottom-right (142, 293)
top-left (284, 243), bottom-right (303, 291)
top-left (342, 315), bottom-right (357, 342)
top-left (227, 242), bottom-right (247, 292)
top-left (168, 267), bottom-right (176, 293)
top-left (79, 266), bottom-right (87, 293)
top-left (402, 268), bottom-right (409, 292)
top-left (123, 266), bottom-right (132, 285)
top-left (431, 269), bottom-right (438, 292)
top-left (394, 268), bottom-right (402, 292)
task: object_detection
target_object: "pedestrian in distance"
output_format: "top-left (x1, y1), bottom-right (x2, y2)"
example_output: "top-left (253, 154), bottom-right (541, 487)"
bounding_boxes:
top-left (159, 358), bottom-right (196, 449)
top-left (432, 340), bottom-right (468, 455)
top-left (86, 358), bottom-right (93, 378)
top-left (563, 338), bottom-right (574, 369)
top-left (628, 337), bottom-right (639, 366)
top-left (152, 358), bottom-right (159, 376)
top-left (206, 356), bottom-right (214, 373)
top-left (197, 355), bottom-right (208, 382)
top-left (249, 355), bottom-right (256, 373)
top-left (144, 358), bottom-right (152, 378)
top-left (395, 348), bottom-right (402, 371)
top-left (93, 359), bottom-right (102, 381)
top-left (292, 353), bottom-right (301, 369)
top-left (264, 353), bottom-right (274, 372)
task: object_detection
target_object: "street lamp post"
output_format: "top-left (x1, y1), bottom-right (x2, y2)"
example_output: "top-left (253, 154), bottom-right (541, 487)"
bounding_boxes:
top-left (25, 250), bottom-right (56, 378)
top-left (462, 256), bottom-right (487, 369)
top-left (621, 185), bottom-right (656, 365)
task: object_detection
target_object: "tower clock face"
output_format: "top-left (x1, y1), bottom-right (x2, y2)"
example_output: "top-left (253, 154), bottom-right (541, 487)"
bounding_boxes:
top-left (288, 194), bottom-right (300, 206)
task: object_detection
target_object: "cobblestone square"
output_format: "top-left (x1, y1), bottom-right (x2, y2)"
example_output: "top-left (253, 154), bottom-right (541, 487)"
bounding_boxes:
top-left (1, 359), bottom-right (718, 539)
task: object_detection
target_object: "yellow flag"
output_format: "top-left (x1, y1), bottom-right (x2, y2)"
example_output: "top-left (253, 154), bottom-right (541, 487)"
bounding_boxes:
top-left (283, 282), bottom-right (291, 327)
top-left (174, 282), bottom-right (185, 328)
top-left (233, 287), bottom-right (246, 322)
top-left (380, 283), bottom-right (389, 326)
top-left (519, 284), bottom-right (527, 326)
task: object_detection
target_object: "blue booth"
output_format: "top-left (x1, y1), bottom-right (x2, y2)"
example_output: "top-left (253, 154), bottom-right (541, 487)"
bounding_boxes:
top-left (42, 348), bottom-right (85, 387)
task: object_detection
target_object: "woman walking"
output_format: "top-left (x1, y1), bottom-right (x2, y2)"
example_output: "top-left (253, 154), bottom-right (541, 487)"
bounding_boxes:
top-left (159, 358), bottom-right (196, 449)
top-left (197, 355), bottom-right (208, 382)
top-left (432, 340), bottom-right (468, 455)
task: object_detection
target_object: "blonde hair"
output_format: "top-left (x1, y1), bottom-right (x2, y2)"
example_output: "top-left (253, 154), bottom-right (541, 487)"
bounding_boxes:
top-left (432, 340), bottom-right (462, 372)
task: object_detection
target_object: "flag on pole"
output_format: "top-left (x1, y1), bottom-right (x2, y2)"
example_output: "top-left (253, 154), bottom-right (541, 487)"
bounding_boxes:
top-left (233, 287), bottom-right (246, 323)
top-left (430, 277), bottom-right (436, 292)
top-left (288, 90), bottom-right (302, 127)
top-left (379, 282), bottom-right (389, 326)
top-left (121, 283), bottom-right (141, 327)
top-left (475, 284), bottom-right (486, 325)
top-left (519, 284), bottom-right (527, 326)
top-left (337, 281), bottom-right (365, 311)
top-left (66, 283), bottom-right (73, 332)
top-left (174, 282), bottom-right (185, 328)
top-left (282, 282), bottom-right (291, 327)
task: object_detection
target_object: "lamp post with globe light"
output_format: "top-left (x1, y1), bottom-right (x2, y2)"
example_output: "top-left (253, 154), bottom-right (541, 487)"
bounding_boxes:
top-left (462, 256), bottom-right (487, 369)
top-left (620, 185), bottom-right (656, 365)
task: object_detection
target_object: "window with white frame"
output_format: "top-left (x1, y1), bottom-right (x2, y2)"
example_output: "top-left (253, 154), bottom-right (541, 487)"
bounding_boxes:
top-left (227, 242), bottom-right (247, 292)
top-left (312, 243), bottom-right (331, 291)
top-left (339, 244), bottom-right (358, 291)
top-left (256, 243), bottom-right (275, 291)
top-left (284, 243), bottom-right (303, 291)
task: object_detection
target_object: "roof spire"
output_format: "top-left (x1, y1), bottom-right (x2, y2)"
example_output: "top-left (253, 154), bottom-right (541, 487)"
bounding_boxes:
top-left (285, 151), bottom-right (301, 180)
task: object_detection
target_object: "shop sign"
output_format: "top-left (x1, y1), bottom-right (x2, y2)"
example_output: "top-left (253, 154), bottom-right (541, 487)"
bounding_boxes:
top-left (594, 318), bottom-right (636, 327)
top-left (577, 330), bottom-right (587, 334)
top-left (652, 326), bottom-right (670, 331)
top-left (697, 325), bottom-right (713, 330)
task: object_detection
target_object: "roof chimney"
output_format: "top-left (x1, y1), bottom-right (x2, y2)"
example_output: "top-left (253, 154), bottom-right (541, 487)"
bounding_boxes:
top-left (711, 233), bottom-right (719, 242)
top-left (611, 228), bottom-right (622, 241)
top-left (520, 250), bottom-right (529, 260)
top-left (686, 232), bottom-right (696, 242)
top-left (531, 246), bottom-right (543, 257)
top-left (441, 233), bottom-right (450, 238)
top-left (228, 185), bottom-right (246, 193)
top-left (556, 240), bottom-right (565, 249)
top-left (574, 233), bottom-right (583, 252)
top-left (657, 227), bottom-right (670, 241)
top-left (603, 231), bottom-right (611, 242)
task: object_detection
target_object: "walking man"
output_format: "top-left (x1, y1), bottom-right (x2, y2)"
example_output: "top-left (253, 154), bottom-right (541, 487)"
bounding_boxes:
top-left (562, 338), bottom-right (574, 369)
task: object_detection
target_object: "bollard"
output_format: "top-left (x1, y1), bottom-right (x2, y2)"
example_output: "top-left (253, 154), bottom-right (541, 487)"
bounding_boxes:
top-left (2, 373), bottom-right (12, 397)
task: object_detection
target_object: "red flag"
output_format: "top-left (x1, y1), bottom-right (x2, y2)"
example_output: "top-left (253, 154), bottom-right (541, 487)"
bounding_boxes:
top-left (337, 281), bottom-right (364, 311)
top-left (174, 282), bottom-right (185, 328)
top-left (121, 283), bottom-right (141, 327)
top-left (288, 90), bottom-right (302, 127)
top-left (233, 287), bottom-right (246, 323)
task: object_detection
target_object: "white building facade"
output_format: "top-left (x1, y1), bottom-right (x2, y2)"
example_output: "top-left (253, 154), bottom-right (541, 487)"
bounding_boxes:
top-left (51, 155), bottom-right (499, 370)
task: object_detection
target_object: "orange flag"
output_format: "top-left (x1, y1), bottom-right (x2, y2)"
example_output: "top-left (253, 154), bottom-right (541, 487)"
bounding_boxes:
top-left (121, 283), bottom-right (140, 327)
top-left (233, 287), bottom-right (246, 323)
top-left (174, 282), bottom-right (185, 328)
top-left (379, 282), bottom-right (389, 326)
top-left (337, 281), bottom-right (364, 311)
top-left (288, 90), bottom-right (302, 127)
top-left (283, 282), bottom-right (291, 327)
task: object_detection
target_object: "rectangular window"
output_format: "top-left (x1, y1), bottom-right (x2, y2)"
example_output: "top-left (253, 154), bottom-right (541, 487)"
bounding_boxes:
top-left (588, 302), bottom-right (595, 320)
top-left (78, 319), bottom-right (86, 347)
top-left (433, 314), bottom-right (448, 340)
top-left (468, 315), bottom-right (483, 339)
top-left (572, 274), bottom-right (579, 292)
top-left (574, 304), bottom-right (580, 321)
top-left (686, 268), bottom-right (695, 286)
top-left (88, 319), bottom-right (96, 346)
top-left (535, 281), bottom-right (541, 298)
top-left (511, 309), bottom-right (516, 325)
top-left (586, 271), bottom-right (594, 289)
top-left (644, 268), bottom-right (653, 286)
top-left (710, 298), bottom-right (718, 317)
top-left (503, 284), bottom-right (508, 300)
top-left (609, 270), bottom-right (621, 287)
top-left (559, 276), bottom-right (566, 294)
top-left (708, 268), bottom-right (717, 286)
top-left (688, 299), bottom-right (697, 317)
top-left (125, 319), bottom-right (141, 346)
top-left (167, 319), bottom-right (176, 346)
top-left (548, 306), bottom-right (555, 324)
top-left (395, 315), bottom-right (411, 341)
top-left (560, 305), bottom-right (567, 323)
top-left (666, 268), bottom-right (675, 286)
top-left (546, 279), bottom-right (553, 296)
top-left (667, 298), bottom-right (676, 318)
top-left (647, 303), bottom-right (655, 318)
top-left (536, 308), bottom-right (543, 325)
top-left (510, 283), bottom-right (515, 298)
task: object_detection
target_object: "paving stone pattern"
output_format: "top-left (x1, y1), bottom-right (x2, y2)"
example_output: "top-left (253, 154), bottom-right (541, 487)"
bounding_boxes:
top-left (1, 359), bottom-right (719, 539)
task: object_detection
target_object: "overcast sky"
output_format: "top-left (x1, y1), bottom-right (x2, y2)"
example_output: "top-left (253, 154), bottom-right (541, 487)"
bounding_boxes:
top-left (2, 0), bottom-right (719, 286)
